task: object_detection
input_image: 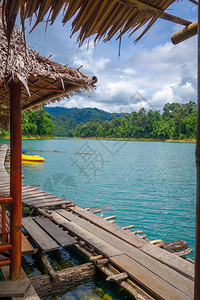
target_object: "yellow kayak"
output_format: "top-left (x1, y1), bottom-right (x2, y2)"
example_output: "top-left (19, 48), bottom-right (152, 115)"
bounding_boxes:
top-left (22, 154), bottom-right (45, 162)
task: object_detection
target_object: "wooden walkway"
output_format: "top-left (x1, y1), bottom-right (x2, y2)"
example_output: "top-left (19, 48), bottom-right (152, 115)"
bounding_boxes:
top-left (0, 145), bottom-right (73, 209)
top-left (0, 144), bottom-right (195, 299)
top-left (0, 145), bottom-right (40, 298)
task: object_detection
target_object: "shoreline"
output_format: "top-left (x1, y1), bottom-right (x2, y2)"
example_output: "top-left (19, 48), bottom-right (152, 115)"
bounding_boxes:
top-left (72, 137), bottom-right (196, 143)
top-left (0, 135), bottom-right (196, 143)
top-left (0, 135), bottom-right (53, 140)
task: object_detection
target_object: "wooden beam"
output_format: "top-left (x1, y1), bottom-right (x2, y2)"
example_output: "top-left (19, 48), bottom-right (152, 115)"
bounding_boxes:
top-left (106, 272), bottom-right (128, 282)
top-left (40, 254), bottom-right (59, 281)
top-left (194, 7), bottom-right (200, 300)
top-left (171, 21), bottom-right (198, 45)
top-left (104, 215), bottom-right (116, 221)
top-left (24, 86), bottom-right (66, 93)
top-left (115, 0), bottom-right (192, 26)
top-left (21, 85), bottom-right (81, 111)
top-left (30, 263), bottom-right (96, 298)
top-left (188, 0), bottom-right (198, 5)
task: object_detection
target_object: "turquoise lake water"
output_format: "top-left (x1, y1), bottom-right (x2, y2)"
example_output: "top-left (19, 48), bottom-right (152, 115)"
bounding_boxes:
top-left (1, 138), bottom-right (196, 259)
top-left (0, 138), bottom-right (196, 298)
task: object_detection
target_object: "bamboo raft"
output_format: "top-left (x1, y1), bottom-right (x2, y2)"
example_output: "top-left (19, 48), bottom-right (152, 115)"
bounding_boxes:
top-left (0, 144), bottom-right (195, 299)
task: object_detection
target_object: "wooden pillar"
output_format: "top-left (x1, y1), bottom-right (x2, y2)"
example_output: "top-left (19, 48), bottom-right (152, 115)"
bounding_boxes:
top-left (195, 7), bottom-right (200, 300)
top-left (9, 79), bottom-right (22, 280)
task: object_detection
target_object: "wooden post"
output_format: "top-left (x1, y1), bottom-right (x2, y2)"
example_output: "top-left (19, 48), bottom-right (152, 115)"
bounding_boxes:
top-left (195, 8), bottom-right (200, 300)
top-left (171, 21), bottom-right (198, 45)
top-left (9, 79), bottom-right (22, 280)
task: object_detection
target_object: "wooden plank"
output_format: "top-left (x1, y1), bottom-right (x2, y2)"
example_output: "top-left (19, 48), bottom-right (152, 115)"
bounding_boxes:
top-left (0, 189), bottom-right (9, 194)
top-left (23, 195), bottom-right (59, 203)
top-left (22, 192), bottom-right (56, 200)
top-left (50, 211), bottom-right (122, 258)
top-left (22, 232), bottom-right (36, 255)
top-left (33, 199), bottom-right (70, 208)
top-left (12, 284), bottom-right (40, 300)
top-left (0, 177), bottom-right (9, 181)
top-left (22, 217), bottom-right (59, 252)
top-left (0, 176), bottom-right (7, 179)
top-left (22, 192), bottom-right (70, 203)
top-left (0, 185), bottom-right (10, 189)
top-left (0, 188), bottom-right (9, 192)
top-left (110, 254), bottom-right (191, 300)
top-left (0, 183), bottom-right (9, 187)
top-left (6, 229), bottom-right (36, 255)
top-left (0, 281), bottom-right (31, 297)
top-left (22, 186), bottom-right (47, 194)
top-left (57, 209), bottom-right (193, 297)
top-left (69, 205), bottom-right (194, 279)
top-left (69, 205), bottom-right (144, 248)
top-left (34, 216), bottom-right (77, 247)
top-left (22, 193), bottom-right (57, 200)
top-left (22, 185), bottom-right (48, 193)
top-left (25, 198), bottom-right (68, 205)
top-left (30, 199), bottom-right (73, 207)
top-left (1, 265), bottom-right (40, 300)
top-left (22, 188), bottom-right (56, 195)
top-left (0, 191), bottom-right (9, 196)
top-left (23, 195), bottom-right (63, 203)
top-left (140, 242), bottom-right (194, 280)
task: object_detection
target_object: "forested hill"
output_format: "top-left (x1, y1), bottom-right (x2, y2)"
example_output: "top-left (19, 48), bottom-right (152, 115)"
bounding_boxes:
top-left (45, 107), bottom-right (122, 120)
top-left (45, 107), bottom-right (122, 137)
top-left (74, 102), bottom-right (197, 141)
top-left (0, 102), bottom-right (194, 140)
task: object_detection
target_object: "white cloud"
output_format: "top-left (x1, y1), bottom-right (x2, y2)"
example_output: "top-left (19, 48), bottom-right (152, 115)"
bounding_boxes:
top-left (23, 6), bottom-right (197, 114)
top-left (59, 37), bottom-right (197, 113)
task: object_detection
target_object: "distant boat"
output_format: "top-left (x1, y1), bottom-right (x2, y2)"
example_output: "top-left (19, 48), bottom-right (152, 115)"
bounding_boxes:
top-left (22, 154), bottom-right (45, 162)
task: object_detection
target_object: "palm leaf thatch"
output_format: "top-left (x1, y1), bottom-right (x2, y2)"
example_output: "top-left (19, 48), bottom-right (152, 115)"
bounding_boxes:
top-left (0, 1), bottom-right (195, 129)
top-left (0, 12), bottom-right (97, 129)
top-left (1, 0), bottom-right (193, 48)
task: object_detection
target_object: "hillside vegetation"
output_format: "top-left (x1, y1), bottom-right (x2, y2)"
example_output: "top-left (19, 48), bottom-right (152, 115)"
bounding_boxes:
top-left (45, 107), bottom-right (122, 137)
top-left (0, 102), bottom-right (196, 141)
top-left (0, 108), bottom-right (55, 138)
top-left (74, 102), bottom-right (197, 141)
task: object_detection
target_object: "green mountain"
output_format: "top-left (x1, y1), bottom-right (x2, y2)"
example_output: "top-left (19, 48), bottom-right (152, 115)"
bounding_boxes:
top-left (74, 102), bottom-right (197, 140)
top-left (44, 107), bottom-right (122, 137)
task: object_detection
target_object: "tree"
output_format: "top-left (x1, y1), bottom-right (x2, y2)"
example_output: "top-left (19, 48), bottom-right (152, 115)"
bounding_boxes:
top-left (74, 102), bottom-right (197, 141)
top-left (22, 108), bottom-right (55, 137)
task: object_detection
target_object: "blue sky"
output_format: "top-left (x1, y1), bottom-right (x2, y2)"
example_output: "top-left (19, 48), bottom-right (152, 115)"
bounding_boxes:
top-left (22, 1), bottom-right (198, 113)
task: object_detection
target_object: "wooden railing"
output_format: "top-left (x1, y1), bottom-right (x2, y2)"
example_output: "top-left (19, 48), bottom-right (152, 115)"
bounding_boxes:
top-left (0, 196), bottom-right (13, 267)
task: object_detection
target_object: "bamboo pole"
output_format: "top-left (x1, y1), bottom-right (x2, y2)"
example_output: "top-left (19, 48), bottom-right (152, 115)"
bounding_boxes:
top-left (9, 79), bottom-right (22, 280)
top-left (104, 215), bottom-right (116, 220)
top-left (115, 0), bottom-right (191, 26)
top-left (122, 225), bottom-right (135, 230)
top-left (21, 84), bottom-right (83, 111)
top-left (171, 21), bottom-right (198, 45)
top-left (195, 8), bottom-right (200, 299)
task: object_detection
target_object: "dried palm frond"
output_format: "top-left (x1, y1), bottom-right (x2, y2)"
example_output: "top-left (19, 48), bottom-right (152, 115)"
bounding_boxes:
top-left (0, 9), bottom-right (97, 129)
top-left (0, 0), bottom-right (192, 47)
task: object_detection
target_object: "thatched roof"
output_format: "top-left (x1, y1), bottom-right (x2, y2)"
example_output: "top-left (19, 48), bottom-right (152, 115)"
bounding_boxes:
top-left (1, 0), bottom-right (194, 47)
top-left (0, 0), bottom-right (195, 128)
top-left (0, 10), bottom-right (97, 129)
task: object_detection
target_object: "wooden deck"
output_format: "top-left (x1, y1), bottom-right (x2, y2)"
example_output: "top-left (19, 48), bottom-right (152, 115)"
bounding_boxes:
top-left (0, 144), bottom-right (195, 299)
top-left (1, 265), bottom-right (40, 300)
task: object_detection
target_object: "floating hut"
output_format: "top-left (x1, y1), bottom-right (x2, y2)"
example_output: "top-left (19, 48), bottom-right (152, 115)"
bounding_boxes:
top-left (0, 1), bottom-right (199, 299)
